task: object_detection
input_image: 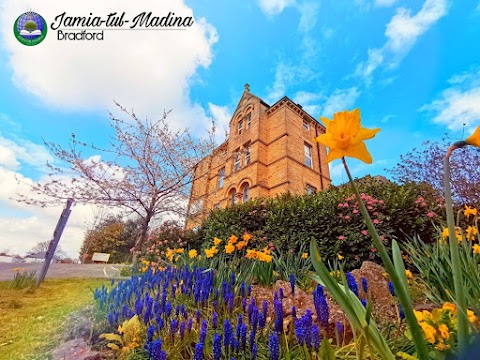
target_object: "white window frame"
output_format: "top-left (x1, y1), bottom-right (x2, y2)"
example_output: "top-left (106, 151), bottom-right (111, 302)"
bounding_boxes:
top-left (242, 184), bottom-right (250, 203)
top-left (245, 145), bottom-right (251, 165)
top-left (234, 151), bottom-right (241, 171)
top-left (303, 119), bottom-right (310, 130)
top-left (306, 184), bottom-right (317, 195)
top-left (238, 120), bottom-right (243, 134)
top-left (304, 143), bottom-right (313, 168)
top-left (218, 168), bottom-right (225, 189)
top-left (246, 113), bottom-right (251, 129)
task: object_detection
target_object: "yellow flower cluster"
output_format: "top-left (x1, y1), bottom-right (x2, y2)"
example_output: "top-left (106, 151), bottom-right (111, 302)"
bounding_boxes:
top-left (414, 302), bottom-right (478, 351)
top-left (205, 246), bottom-right (219, 258)
top-left (139, 259), bottom-right (166, 273)
top-left (165, 248), bottom-right (184, 262)
top-left (245, 247), bottom-right (272, 263)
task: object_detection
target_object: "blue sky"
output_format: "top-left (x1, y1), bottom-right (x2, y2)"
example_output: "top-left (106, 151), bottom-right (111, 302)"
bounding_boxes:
top-left (0, 0), bottom-right (479, 257)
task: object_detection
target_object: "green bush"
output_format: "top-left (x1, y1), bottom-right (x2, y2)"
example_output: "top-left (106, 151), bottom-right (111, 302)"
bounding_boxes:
top-left (202, 177), bottom-right (444, 269)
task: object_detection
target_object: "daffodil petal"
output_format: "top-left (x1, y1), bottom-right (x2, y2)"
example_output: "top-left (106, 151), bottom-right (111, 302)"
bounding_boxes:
top-left (345, 141), bottom-right (373, 164)
top-left (466, 126), bottom-right (480, 148)
top-left (326, 148), bottom-right (345, 163)
top-left (355, 127), bottom-right (381, 141)
top-left (315, 133), bottom-right (336, 148)
top-left (319, 117), bottom-right (331, 129)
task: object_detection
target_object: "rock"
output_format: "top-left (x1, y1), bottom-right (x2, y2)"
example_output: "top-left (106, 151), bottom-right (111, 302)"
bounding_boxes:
top-left (51, 338), bottom-right (101, 360)
top-left (350, 261), bottom-right (397, 321)
top-left (62, 306), bottom-right (95, 341)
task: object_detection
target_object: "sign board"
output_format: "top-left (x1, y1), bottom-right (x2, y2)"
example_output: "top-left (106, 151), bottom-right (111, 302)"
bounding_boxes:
top-left (92, 252), bottom-right (111, 263)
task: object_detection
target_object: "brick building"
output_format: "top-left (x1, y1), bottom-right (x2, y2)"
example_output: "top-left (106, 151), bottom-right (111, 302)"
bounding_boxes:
top-left (185, 84), bottom-right (331, 229)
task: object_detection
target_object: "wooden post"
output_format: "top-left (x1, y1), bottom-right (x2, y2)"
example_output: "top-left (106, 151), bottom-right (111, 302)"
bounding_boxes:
top-left (35, 198), bottom-right (73, 287)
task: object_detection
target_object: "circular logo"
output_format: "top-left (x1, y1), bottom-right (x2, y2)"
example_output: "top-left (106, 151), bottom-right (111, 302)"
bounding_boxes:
top-left (14, 11), bottom-right (47, 46)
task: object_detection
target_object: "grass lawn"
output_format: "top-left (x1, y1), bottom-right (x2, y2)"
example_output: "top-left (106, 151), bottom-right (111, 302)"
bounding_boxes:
top-left (0, 278), bottom-right (108, 360)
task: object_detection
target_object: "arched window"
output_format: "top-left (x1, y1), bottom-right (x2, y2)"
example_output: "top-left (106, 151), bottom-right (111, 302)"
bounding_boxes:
top-left (241, 183), bottom-right (250, 203)
top-left (228, 188), bottom-right (237, 205)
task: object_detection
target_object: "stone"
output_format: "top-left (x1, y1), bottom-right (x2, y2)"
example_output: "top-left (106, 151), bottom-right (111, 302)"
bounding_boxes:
top-left (62, 305), bottom-right (95, 341)
top-left (51, 338), bottom-right (100, 360)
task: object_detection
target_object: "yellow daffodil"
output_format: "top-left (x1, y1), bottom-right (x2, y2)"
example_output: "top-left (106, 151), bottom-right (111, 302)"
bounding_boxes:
top-left (466, 226), bottom-right (478, 240)
top-left (14, 267), bottom-right (18, 272)
top-left (245, 249), bottom-right (259, 259)
top-left (438, 324), bottom-right (450, 340)
top-left (338, 254), bottom-right (344, 260)
top-left (174, 248), bottom-right (184, 254)
top-left (405, 269), bottom-right (413, 279)
top-left (228, 235), bottom-right (238, 244)
top-left (315, 108), bottom-right (380, 164)
top-left (465, 126), bottom-right (480, 147)
top-left (467, 309), bottom-right (478, 323)
top-left (165, 248), bottom-right (174, 262)
top-left (442, 302), bottom-right (457, 314)
top-left (205, 246), bottom-right (218, 258)
top-left (258, 252), bottom-right (272, 263)
top-left (420, 322), bottom-right (436, 344)
top-left (301, 252), bottom-right (308, 259)
top-left (464, 205), bottom-right (478, 218)
top-left (242, 233), bottom-right (252, 242)
top-left (188, 249), bottom-right (197, 259)
top-left (473, 244), bottom-right (480, 254)
top-left (213, 237), bottom-right (222, 246)
top-left (434, 343), bottom-right (451, 351)
top-left (442, 227), bottom-right (462, 242)
top-left (236, 241), bottom-right (246, 251)
top-left (225, 243), bottom-right (235, 254)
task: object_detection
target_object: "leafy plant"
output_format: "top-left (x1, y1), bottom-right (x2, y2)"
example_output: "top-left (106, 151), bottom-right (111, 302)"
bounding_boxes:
top-left (99, 315), bottom-right (145, 358)
top-left (10, 268), bottom-right (36, 289)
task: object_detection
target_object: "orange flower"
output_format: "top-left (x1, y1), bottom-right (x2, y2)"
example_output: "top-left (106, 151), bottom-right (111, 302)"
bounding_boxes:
top-left (213, 237), bottom-right (222, 246)
top-left (228, 235), bottom-right (238, 244)
top-left (225, 243), bottom-right (235, 254)
top-left (236, 241), bottom-right (246, 251)
top-left (242, 233), bottom-right (252, 242)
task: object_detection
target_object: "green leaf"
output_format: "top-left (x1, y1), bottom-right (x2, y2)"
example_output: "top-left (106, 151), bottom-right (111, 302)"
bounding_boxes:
top-left (319, 338), bottom-right (336, 360)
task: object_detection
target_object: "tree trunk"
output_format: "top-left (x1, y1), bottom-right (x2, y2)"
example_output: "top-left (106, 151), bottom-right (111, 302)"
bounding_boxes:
top-left (132, 211), bottom-right (153, 263)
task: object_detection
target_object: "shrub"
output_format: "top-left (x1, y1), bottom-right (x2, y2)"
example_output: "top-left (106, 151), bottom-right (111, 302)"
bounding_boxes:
top-left (202, 178), bottom-right (443, 269)
top-left (10, 268), bottom-right (36, 289)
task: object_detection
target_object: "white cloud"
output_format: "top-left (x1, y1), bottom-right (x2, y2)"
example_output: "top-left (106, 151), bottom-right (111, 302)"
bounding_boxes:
top-left (208, 103), bottom-right (232, 143)
top-left (0, 0), bottom-right (217, 129)
top-left (0, 134), bottom-right (54, 172)
top-left (355, 0), bottom-right (447, 84)
top-left (258, 0), bottom-right (296, 16)
top-left (321, 87), bottom-right (360, 118)
top-left (298, 2), bottom-right (320, 33)
top-left (421, 69), bottom-right (480, 131)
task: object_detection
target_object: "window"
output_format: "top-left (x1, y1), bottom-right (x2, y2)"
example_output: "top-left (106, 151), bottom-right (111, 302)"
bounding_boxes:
top-left (238, 120), bottom-right (243, 134)
top-left (218, 168), bottom-right (225, 189)
top-left (306, 184), bottom-right (317, 195)
top-left (244, 144), bottom-right (251, 165)
top-left (304, 143), bottom-right (313, 168)
top-left (242, 183), bottom-right (250, 203)
top-left (245, 113), bottom-right (252, 129)
top-left (229, 189), bottom-right (237, 205)
top-left (303, 119), bottom-right (310, 130)
top-left (234, 150), bottom-right (241, 171)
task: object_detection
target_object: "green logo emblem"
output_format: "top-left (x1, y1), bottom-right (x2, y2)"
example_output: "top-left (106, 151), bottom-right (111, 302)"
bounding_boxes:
top-left (14, 11), bottom-right (47, 46)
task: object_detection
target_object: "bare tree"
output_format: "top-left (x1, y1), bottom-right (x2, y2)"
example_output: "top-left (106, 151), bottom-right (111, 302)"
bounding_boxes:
top-left (388, 139), bottom-right (480, 206)
top-left (15, 103), bottom-right (214, 252)
top-left (29, 241), bottom-right (67, 259)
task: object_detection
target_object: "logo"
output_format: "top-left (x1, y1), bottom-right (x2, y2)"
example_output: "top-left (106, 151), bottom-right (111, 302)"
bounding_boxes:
top-left (14, 11), bottom-right (47, 46)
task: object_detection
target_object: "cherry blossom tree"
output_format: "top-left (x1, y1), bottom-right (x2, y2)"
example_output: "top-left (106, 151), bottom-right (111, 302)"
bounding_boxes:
top-left (15, 103), bottom-right (214, 251)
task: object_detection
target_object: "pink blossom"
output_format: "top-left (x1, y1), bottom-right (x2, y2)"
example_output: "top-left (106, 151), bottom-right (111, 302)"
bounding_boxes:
top-left (353, 209), bottom-right (359, 214)
top-left (338, 203), bottom-right (344, 208)
top-left (379, 200), bottom-right (384, 204)
top-left (344, 215), bottom-right (350, 220)
top-left (367, 201), bottom-right (373, 205)
top-left (345, 197), bottom-right (351, 202)
top-left (371, 248), bottom-right (377, 253)
top-left (338, 235), bottom-right (345, 240)
top-left (373, 219), bottom-right (380, 224)
top-left (416, 197), bottom-right (424, 203)
top-left (269, 242), bottom-right (274, 247)
top-left (427, 212), bottom-right (435, 218)
top-left (361, 230), bottom-right (368, 236)
top-left (421, 202), bottom-right (427, 207)
top-left (343, 203), bottom-right (349, 207)
top-left (373, 212), bottom-right (378, 216)
top-left (339, 214), bottom-right (343, 218)
top-left (367, 206), bottom-right (373, 210)
top-left (289, 249), bottom-right (294, 253)
top-left (380, 235), bottom-right (385, 241)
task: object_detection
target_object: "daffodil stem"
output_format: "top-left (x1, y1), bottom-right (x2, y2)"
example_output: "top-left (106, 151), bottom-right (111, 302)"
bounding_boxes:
top-left (443, 153), bottom-right (469, 351)
top-left (341, 157), bottom-right (430, 360)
